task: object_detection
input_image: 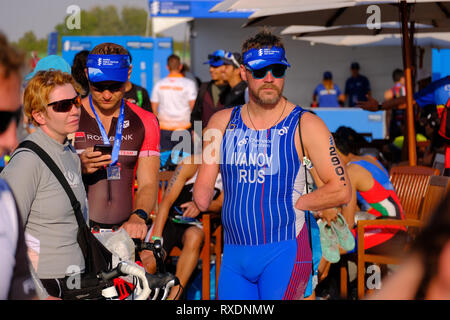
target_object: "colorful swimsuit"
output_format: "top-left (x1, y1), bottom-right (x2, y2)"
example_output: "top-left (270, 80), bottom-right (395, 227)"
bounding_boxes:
top-left (350, 159), bottom-right (405, 249)
top-left (218, 105), bottom-right (312, 300)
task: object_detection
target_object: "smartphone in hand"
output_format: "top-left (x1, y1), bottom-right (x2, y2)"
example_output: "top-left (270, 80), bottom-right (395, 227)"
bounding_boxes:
top-left (94, 144), bottom-right (113, 155)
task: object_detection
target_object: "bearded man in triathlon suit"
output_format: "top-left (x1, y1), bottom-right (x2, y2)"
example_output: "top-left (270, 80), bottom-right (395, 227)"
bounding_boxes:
top-left (193, 30), bottom-right (351, 300)
top-left (74, 43), bottom-right (160, 270)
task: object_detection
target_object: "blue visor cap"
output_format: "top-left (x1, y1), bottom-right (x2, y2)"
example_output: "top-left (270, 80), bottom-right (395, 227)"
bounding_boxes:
top-left (87, 54), bottom-right (130, 83)
top-left (204, 50), bottom-right (226, 67)
top-left (243, 47), bottom-right (290, 70)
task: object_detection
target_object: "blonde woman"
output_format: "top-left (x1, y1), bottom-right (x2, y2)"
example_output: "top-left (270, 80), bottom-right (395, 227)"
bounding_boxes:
top-left (1, 70), bottom-right (88, 299)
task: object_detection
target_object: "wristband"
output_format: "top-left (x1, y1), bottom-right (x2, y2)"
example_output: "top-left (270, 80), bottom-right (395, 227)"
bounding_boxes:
top-left (151, 236), bottom-right (163, 246)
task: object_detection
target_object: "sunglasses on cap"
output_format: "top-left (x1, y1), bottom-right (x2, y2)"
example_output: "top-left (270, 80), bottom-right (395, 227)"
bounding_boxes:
top-left (246, 64), bottom-right (287, 80)
top-left (47, 95), bottom-right (82, 113)
top-left (224, 52), bottom-right (240, 68)
top-left (90, 81), bottom-right (124, 93)
top-left (0, 108), bottom-right (21, 134)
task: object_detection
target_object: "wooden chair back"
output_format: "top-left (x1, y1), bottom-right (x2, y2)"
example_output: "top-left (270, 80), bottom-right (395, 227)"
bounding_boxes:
top-left (340, 166), bottom-right (440, 300)
top-left (419, 175), bottom-right (450, 223)
top-left (389, 165), bottom-right (440, 220)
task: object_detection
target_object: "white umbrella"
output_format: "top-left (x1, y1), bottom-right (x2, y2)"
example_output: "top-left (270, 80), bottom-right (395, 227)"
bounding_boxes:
top-left (281, 22), bottom-right (443, 36)
top-left (210, 0), bottom-right (352, 12)
top-left (228, 0), bottom-right (450, 166)
top-left (244, 1), bottom-right (450, 28)
top-left (297, 32), bottom-right (450, 48)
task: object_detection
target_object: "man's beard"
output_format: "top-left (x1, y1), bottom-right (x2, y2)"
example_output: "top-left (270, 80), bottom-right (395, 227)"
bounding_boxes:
top-left (249, 83), bottom-right (283, 106)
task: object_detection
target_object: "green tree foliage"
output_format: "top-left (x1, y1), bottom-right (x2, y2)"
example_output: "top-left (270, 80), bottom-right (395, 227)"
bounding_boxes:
top-left (14, 6), bottom-right (149, 55)
top-left (13, 31), bottom-right (47, 55)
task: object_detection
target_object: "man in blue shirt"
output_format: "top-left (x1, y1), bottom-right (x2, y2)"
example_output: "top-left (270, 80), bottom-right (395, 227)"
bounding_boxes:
top-left (344, 62), bottom-right (371, 108)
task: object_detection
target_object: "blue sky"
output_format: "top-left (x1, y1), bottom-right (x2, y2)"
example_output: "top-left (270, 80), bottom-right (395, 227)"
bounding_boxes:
top-left (0, 0), bottom-right (185, 42)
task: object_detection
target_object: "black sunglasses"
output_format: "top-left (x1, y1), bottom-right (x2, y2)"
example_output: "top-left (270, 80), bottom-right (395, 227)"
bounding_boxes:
top-left (246, 64), bottom-right (287, 80)
top-left (90, 81), bottom-right (125, 93)
top-left (0, 108), bottom-right (22, 134)
top-left (47, 95), bottom-right (82, 113)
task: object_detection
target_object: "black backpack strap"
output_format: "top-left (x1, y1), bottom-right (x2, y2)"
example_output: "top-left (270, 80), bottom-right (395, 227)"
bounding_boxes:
top-left (17, 141), bottom-right (84, 226)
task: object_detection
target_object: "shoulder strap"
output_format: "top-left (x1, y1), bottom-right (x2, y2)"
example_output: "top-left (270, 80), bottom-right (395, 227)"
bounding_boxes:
top-left (298, 108), bottom-right (310, 191)
top-left (297, 109), bottom-right (314, 274)
top-left (224, 105), bottom-right (241, 131)
top-left (17, 141), bottom-right (85, 227)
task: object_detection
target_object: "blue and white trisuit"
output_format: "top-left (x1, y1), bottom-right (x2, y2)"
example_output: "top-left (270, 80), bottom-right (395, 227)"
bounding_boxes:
top-left (218, 105), bottom-right (313, 300)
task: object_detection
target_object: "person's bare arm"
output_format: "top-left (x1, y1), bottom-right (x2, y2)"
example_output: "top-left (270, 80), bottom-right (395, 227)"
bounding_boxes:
top-left (207, 192), bottom-right (223, 214)
top-left (122, 155), bottom-right (160, 240)
top-left (310, 167), bottom-right (339, 225)
top-left (189, 100), bottom-right (195, 111)
top-left (295, 112), bottom-right (351, 211)
top-left (193, 109), bottom-right (232, 211)
top-left (340, 164), bottom-right (359, 229)
top-left (152, 157), bottom-right (198, 237)
top-left (357, 95), bottom-right (407, 112)
top-left (151, 102), bottom-right (159, 116)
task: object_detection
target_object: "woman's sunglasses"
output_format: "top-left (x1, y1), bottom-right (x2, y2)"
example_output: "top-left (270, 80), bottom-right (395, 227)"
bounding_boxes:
top-left (47, 95), bottom-right (82, 113)
top-left (90, 81), bottom-right (124, 93)
top-left (246, 64), bottom-right (287, 80)
top-left (0, 108), bottom-right (21, 134)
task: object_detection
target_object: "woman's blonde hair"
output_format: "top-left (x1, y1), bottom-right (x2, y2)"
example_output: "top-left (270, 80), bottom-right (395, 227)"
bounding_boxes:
top-left (24, 70), bottom-right (80, 126)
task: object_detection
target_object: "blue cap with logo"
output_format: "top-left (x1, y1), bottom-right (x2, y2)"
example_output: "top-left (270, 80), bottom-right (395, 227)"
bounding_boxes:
top-left (86, 54), bottom-right (131, 83)
top-left (24, 55), bottom-right (71, 82)
top-left (204, 50), bottom-right (226, 67)
top-left (243, 46), bottom-right (290, 70)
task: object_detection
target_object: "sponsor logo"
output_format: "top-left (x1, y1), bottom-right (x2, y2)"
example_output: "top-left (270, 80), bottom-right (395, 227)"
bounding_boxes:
top-left (64, 170), bottom-right (80, 187)
top-left (278, 126), bottom-right (288, 136)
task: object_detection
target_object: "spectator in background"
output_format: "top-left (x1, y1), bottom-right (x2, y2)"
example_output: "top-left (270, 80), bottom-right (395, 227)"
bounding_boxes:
top-left (221, 51), bottom-right (247, 109)
top-left (190, 50), bottom-right (230, 129)
top-left (71, 50), bottom-right (90, 98)
top-left (146, 154), bottom-right (223, 300)
top-left (385, 68), bottom-right (406, 141)
top-left (344, 62), bottom-right (371, 108)
top-left (312, 71), bottom-right (345, 107)
top-left (0, 32), bottom-right (37, 300)
top-left (151, 54), bottom-right (197, 152)
top-left (181, 63), bottom-right (201, 89)
top-left (123, 51), bottom-right (151, 112)
top-left (24, 55), bottom-right (71, 84)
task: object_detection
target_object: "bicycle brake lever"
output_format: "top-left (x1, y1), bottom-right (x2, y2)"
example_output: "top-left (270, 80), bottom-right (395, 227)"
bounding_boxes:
top-left (150, 288), bottom-right (160, 300)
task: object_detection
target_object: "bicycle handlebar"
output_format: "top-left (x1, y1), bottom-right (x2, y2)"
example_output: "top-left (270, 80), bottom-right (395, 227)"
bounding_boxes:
top-left (98, 261), bottom-right (150, 300)
top-left (97, 236), bottom-right (180, 300)
top-left (133, 238), bottom-right (166, 273)
top-left (145, 272), bottom-right (180, 300)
